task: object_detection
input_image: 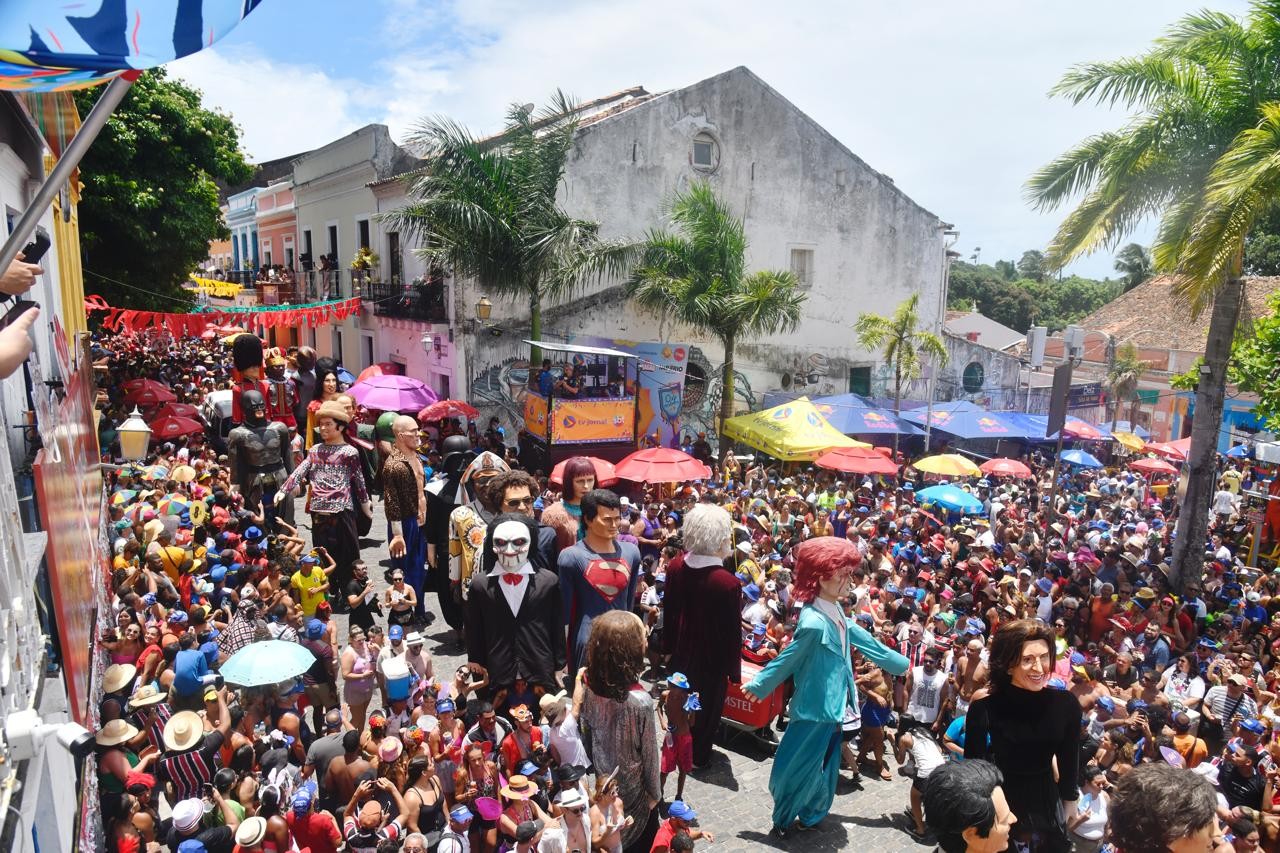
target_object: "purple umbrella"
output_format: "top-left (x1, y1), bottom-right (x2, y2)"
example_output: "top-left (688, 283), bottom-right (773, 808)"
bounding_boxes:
top-left (348, 375), bottom-right (439, 413)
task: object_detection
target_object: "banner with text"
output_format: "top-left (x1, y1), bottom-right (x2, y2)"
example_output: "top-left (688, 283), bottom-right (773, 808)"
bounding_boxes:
top-left (551, 398), bottom-right (635, 444)
top-left (523, 392), bottom-right (550, 439)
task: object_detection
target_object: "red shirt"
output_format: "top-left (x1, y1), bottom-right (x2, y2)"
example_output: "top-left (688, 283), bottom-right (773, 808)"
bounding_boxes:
top-left (651, 819), bottom-right (680, 852)
top-left (287, 811), bottom-right (342, 853)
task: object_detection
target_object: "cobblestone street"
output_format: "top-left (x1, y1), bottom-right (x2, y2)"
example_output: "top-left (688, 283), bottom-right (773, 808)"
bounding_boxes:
top-left (302, 497), bottom-right (932, 852)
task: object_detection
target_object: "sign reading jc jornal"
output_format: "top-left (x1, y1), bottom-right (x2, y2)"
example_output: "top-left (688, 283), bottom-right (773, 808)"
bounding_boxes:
top-left (551, 399), bottom-right (634, 444)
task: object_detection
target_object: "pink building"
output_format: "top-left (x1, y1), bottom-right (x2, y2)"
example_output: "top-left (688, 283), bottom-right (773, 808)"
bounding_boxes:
top-left (255, 180), bottom-right (296, 270)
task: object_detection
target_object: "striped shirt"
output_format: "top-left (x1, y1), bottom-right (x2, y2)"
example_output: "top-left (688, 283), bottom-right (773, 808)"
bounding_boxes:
top-left (1203, 685), bottom-right (1258, 724)
top-left (159, 732), bottom-right (224, 802)
top-left (134, 703), bottom-right (174, 754)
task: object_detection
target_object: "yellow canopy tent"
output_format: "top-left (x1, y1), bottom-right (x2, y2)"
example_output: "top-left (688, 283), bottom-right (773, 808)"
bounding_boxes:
top-left (722, 397), bottom-right (869, 461)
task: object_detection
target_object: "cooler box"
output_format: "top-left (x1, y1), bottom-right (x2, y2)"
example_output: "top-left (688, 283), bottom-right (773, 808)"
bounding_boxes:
top-left (723, 658), bottom-right (785, 730)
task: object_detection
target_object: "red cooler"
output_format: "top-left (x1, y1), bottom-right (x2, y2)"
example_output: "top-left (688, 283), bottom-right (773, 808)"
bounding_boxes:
top-left (723, 658), bottom-right (785, 731)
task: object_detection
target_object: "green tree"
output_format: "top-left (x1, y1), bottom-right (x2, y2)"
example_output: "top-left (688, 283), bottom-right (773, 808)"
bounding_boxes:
top-left (1017, 249), bottom-right (1047, 282)
top-left (383, 91), bottom-right (636, 363)
top-left (1114, 243), bottom-right (1153, 292)
top-left (74, 69), bottom-right (252, 310)
top-left (624, 182), bottom-right (806, 460)
top-left (993, 259), bottom-right (1018, 281)
top-left (1106, 343), bottom-right (1148, 431)
top-left (1026, 1), bottom-right (1280, 590)
top-left (854, 294), bottom-right (949, 454)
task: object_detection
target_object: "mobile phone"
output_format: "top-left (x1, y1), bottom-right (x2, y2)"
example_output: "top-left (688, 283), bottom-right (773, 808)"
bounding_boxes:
top-left (19, 233), bottom-right (50, 264)
top-left (1, 300), bottom-right (37, 330)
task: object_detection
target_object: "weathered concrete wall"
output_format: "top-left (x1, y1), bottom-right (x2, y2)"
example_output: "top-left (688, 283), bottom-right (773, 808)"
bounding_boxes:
top-left (933, 333), bottom-right (1025, 411)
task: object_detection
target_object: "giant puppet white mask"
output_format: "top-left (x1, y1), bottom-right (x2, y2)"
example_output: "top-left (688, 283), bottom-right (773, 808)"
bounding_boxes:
top-left (492, 520), bottom-right (532, 571)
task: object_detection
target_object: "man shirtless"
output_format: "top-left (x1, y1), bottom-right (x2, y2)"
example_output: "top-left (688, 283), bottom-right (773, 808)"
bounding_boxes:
top-left (321, 729), bottom-right (373, 816)
top-left (1069, 662), bottom-right (1111, 713)
top-left (950, 638), bottom-right (989, 717)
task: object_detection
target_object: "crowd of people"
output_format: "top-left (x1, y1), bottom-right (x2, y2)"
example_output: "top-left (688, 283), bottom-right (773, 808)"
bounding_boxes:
top-left (89, 327), bottom-right (1280, 853)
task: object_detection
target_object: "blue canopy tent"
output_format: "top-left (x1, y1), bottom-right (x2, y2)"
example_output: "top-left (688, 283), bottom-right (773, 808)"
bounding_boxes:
top-left (809, 393), bottom-right (923, 437)
top-left (1002, 413), bottom-right (1114, 442)
top-left (901, 400), bottom-right (1037, 440)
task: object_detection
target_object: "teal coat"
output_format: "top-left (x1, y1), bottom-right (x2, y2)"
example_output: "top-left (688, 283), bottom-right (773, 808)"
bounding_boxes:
top-left (744, 604), bottom-right (909, 724)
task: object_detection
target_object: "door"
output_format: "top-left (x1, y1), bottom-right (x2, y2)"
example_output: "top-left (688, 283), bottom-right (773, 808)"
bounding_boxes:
top-left (848, 366), bottom-right (871, 396)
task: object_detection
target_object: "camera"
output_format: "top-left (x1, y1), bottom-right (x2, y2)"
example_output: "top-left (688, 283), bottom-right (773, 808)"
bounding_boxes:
top-left (199, 673), bottom-right (225, 690)
top-left (3, 708), bottom-right (95, 762)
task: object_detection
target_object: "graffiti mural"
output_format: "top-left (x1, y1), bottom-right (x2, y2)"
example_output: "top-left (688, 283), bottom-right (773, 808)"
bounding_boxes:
top-left (778, 351), bottom-right (841, 396)
top-left (681, 346), bottom-right (756, 450)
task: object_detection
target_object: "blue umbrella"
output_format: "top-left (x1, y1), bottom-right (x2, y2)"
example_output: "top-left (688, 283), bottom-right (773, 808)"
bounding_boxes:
top-left (1227, 444), bottom-right (1251, 458)
top-left (220, 640), bottom-right (318, 687)
top-left (336, 367), bottom-right (357, 386)
top-left (1060, 448), bottom-right (1104, 469)
top-left (916, 484), bottom-right (985, 515)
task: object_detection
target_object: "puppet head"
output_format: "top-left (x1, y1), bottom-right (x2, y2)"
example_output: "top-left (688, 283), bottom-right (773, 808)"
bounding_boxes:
top-left (483, 513), bottom-right (538, 574)
top-left (791, 536), bottom-right (861, 604)
top-left (681, 503), bottom-right (733, 559)
top-left (240, 389), bottom-right (268, 427)
top-left (231, 334), bottom-right (264, 380)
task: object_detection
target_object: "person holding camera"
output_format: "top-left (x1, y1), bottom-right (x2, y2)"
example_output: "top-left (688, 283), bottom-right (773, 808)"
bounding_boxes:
top-left (342, 778), bottom-right (410, 853)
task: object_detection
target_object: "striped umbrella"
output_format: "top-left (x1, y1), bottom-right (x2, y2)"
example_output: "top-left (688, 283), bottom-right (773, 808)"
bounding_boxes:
top-left (157, 496), bottom-right (191, 517)
top-left (111, 489), bottom-right (138, 507)
top-left (141, 465), bottom-right (169, 481)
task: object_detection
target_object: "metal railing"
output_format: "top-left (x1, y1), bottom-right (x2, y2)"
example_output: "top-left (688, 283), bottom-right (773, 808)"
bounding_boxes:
top-left (202, 268), bottom-right (373, 302)
top-left (366, 278), bottom-right (448, 322)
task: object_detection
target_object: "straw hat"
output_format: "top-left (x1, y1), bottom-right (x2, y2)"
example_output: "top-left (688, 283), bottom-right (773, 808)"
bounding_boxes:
top-left (235, 817), bottom-right (268, 847)
top-left (163, 710), bottom-right (205, 752)
top-left (126, 684), bottom-right (167, 710)
top-left (501, 774), bottom-right (538, 800)
top-left (103, 663), bottom-right (137, 694)
top-left (95, 718), bottom-right (139, 747)
top-left (315, 400), bottom-right (349, 425)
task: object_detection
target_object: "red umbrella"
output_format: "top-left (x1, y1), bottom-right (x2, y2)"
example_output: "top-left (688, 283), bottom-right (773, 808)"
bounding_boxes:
top-left (418, 399), bottom-right (481, 421)
top-left (125, 380), bottom-right (176, 406)
top-left (1147, 441), bottom-right (1188, 461)
top-left (149, 416), bottom-right (204, 440)
top-left (152, 402), bottom-right (200, 421)
top-left (814, 446), bottom-right (899, 476)
top-left (357, 362), bottom-right (404, 383)
top-left (979, 458), bottom-right (1033, 479)
top-left (550, 456), bottom-right (618, 487)
top-left (1130, 456), bottom-right (1178, 475)
top-left (614, 447), bottom-right (709, 484)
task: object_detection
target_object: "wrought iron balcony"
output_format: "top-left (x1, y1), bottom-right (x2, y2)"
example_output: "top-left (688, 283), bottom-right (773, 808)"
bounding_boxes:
top-left (366, 278), bottom-right (448, 322)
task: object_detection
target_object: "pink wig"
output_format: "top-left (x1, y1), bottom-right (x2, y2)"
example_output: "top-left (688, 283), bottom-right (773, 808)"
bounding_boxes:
top-left (791, 537), bottom-right (861, 604)
top-left (560, 457), bottom-right (598, 501)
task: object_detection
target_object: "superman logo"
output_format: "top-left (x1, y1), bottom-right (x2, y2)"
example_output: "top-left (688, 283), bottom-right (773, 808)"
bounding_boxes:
top-left (584, 558), bottom-right (631, 603)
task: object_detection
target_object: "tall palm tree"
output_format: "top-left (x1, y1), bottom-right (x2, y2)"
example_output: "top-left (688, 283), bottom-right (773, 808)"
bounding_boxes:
top-left (1106, 343), bottom-right (1148, 432)
top-left (854, 294), bottom-right (948, 454)
top-left (382, 91), bottom-right (637, 364)
top-left (625, 182), bottom-right (806, 461)
top-left (1026, 0), bottom-right (1280, 590)
top-left (1114, 243), bottom-right (1153, 292)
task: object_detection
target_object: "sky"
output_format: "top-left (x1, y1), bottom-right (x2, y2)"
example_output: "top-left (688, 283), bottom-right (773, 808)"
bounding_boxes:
top-left (168, 0), bottom-right (1252, 280)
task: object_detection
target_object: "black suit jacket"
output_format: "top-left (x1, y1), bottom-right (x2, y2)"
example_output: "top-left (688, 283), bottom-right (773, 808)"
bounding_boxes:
top-left (466, 568), bottom-right (565, 689)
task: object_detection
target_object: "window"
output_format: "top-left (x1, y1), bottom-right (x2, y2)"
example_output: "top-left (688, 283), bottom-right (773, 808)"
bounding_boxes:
top-left (331, 329), bottom-right (344, 363)
top-left (691, 131), bottom-right (719, 172)
top-left (387, 232), bottom-right (402, 283)
top-left (327, 224), bottom-right (338, 259)
top-left (848, 366), bottom-right (870, 396)
top-left (790, 248), bottom-right (814, 288)
top-left (358, 219), bottom-right (371, 251)
top-left (361, 333), bottom-right (374, 370)
top-left (302, 229), bottom-right (313, 267)
top-left (962, 362), bottom-right (985, 393)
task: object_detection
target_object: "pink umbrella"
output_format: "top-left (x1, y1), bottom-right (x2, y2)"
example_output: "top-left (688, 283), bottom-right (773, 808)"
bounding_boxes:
top-left (356, 362), bottom-right (403, 383)
top-left (1147, 441), bottom-right (1187, 461)
top-left (348, 375), bottom-right (438, 413)
top-left (980, 458), bottom-right (1033, 479)
top-left (418, 399), bottom-right (481, 421)
top-left (550, 456), bottom-right (618, 487)
top-left (614, 447), bottom-right (710, 484)
top-left (1130, 456), bottom-right (1179, 475)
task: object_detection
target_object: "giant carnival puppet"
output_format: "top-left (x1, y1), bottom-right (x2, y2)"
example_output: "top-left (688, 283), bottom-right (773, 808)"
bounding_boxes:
top-left (227, 388), bottom-right (295, 531)
top-left (229, 333), bottom-right (270, 426)
top-left (424, 435), bottom-right (477, 635)
top-left (263, 347), bottom-right (299, 433)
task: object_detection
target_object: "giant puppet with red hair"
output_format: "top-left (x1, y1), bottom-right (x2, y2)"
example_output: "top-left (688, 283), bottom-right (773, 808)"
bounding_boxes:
top-left (744, 536), bottom-right (910, 838)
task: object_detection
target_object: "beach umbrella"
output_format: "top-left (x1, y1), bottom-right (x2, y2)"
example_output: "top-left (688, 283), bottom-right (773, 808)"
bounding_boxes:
top-left (170, 465), bottom-right (198, 483)
top-left (140, 465), bottom-right (169, 481)
top-left (154, 403), bottom-right (201, 421)
top-left (912, 454), bottom-right (982, 478)
top-left (1130, 457), bottom-right (1178, 475)
top-left (1227, 444), bottom-right (1251, 458)
top-left (1112, 431), bottom-right (1147, 453)
top-left (220, 640), bottom-right (319, 687)
top-left (157, 496), bottom-right (191, 517)
top-left (916, 484), bottom-right (985, 515)
top-left (348, 375), bottom-right (438, 413)
top-left (979, 458), bottom-right (1033, 479)
top-left (336, 367), bottom-right (358, 386)
top-left (550, 456), bottom-right (619, 487)
top-left (356, 362), bottom-right (404, 383)
top-left (418, 399), bottom-right (481, 422)
top-left (814, 446), bottom-right (900, 476)
top-left (149, 416), bottom-right (204, 440)
top-left (1147, 441), bottom-right (1188, 461)
top-left (1060, 448), bottom-right (1104, 469)
top-left (122, 502), bottom-right (152, 522)
top-left (1060, 418), bottom-right (1108, 440)
top-left (614, 448), bottom-right (710, 484)
top-left (125, 380), bottom-right (176, 406)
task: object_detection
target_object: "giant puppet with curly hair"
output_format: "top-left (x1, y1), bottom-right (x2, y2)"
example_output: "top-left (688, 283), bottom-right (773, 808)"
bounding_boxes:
top-left (744, 536), bottom-right (909, 837)
top-left (662, 503), bottom-right (745, 767)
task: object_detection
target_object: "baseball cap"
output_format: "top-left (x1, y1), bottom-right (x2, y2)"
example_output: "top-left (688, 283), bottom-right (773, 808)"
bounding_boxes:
top-left (1096, 696), bottom-right (1116, 713)
top-left (388, 624), bottom-right (404, 641)
top-left (515, 819), bottom-right (545, 843)
top-left (1228, 673), bottom-right (1249, 686)
top-left (450, 805), bottom-right (474, 823)
top-left (668, 800), bottom-right (698, 822)
top-left (1241, 718), bottom-right (1266, 735)
top-left (305, 618), bottom-right (325, 639)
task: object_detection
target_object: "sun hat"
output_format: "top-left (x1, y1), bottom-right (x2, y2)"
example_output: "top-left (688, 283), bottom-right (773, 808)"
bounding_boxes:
top-left (378, 736), bottom-right (403, 763)
top-left (557, 787), bottom-right (588, 810)
top-left (127, 684), bottom-right (167, 710)
top-left (171, 798), bottom-right (205, 833)
top-left (501, 774), bottom-right (538, 800)
top-left (406, 631), bottom-right (424, 646)
top-left (95, 718), bottom-right (139, 747)
top-left (315, 400), bottom-right (349, 424)
top-left (539, 690), bottom-right (568, 722)
top-left (103, 663), bottom-right (137, 694)
top-left (668, 672), bottom-right (691, 690)
top-left (235, 816), bottom-right (268, 847)
top-left (163, 711), bottom-right (205, 752)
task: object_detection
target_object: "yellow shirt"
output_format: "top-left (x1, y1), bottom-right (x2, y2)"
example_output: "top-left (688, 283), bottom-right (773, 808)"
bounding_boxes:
top-left (290, 568), bottom-right (328, 616)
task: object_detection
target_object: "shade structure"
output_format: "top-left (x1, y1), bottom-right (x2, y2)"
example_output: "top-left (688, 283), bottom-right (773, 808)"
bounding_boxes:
top-left (125, 380), bottom-right (176, 406)
top-left (1112, 431), bottom-right (1147, 453)
top-left (1227, 444), bottom-right (1251, 458)
top-left (418, 399), bottom-right (481, 422)
top-left (979, 458), bottom-right (1033, 479)
top-left (913, 453), bottom-right (982, 477)
top-left (336, 367), bottom-right (358, 386)
top-left (612, 447), bottom-right (710, 483)
top-left (809, 393), bottom-right (923, 436)
top-left (1147, 440), bottom-right (1188, 461)
top-left (220, 640), bottom-right (319, 687)
top-left (722, 397), bottom-right (868, 461)
top-left (1130, 457), bottom-right (1178, 475)
top-left (550, 456), bottom-right (619, 487)
top-left (149, 415), bottom-right (204, 440)
top-left (814, 446), bottom-right (900, 476)
top-left (153, 402), bottom-right (201, 421)
top-left (1001, 413), bottom-right (1113, 442)
top-left (916, 484), bottom-right (985, 515)
top-left (348, 375), bottom-right (438, 413)
top-left (356, 362), bottom-right (404, 383)
top-left (901, 401), bottom-right (1034, 440)
top-left (170, 465), bottom-right (197, 484)
top-left (1060, 448), bottom-right (1104, 468)
top-left (1110, 420), bottom-right (1151, 440)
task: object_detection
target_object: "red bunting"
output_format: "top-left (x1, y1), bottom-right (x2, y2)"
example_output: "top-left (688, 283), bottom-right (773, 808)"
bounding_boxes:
top-left (84, 296), bottom-right (363, 335)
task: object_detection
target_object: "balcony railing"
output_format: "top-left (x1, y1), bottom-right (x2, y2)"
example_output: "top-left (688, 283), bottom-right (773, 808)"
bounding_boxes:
top-left (203, 268), bottom-right (372, 302)
top-left (367, 278), bottom-right (448, 322)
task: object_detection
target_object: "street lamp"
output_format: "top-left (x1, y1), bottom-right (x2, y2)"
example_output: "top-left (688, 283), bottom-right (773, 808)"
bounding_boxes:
top-left (475, 295), bottom-right (492, 321)
top-left (117, 407), bottom-right (152, 461)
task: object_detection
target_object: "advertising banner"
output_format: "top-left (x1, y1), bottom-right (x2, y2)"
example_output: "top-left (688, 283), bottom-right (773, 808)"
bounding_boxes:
top-left (523, 391), bottom-right (550, 440)
top-left (551, 398), bottom-right (635, 444)
top-left (560, 336), bottom-right (689, 448)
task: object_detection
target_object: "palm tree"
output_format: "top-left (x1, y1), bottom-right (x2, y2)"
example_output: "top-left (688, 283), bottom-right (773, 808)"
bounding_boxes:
top-left (1114, 243), bottom-right (1153, 292)
top-left (1025, 0), bottom-right (1280, 590)
top-left (1106, 343), bottom-right (1148, 432)
top-left (854, 294), bottom-right (948, 454)
top-left (624, 182), bottom-right (806, 461)
top-left (382, 91), bottom-right (637, 364)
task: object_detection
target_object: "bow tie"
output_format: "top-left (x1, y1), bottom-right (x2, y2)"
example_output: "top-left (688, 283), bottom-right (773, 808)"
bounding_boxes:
top-left (502, 573), bottom-right (524, 586)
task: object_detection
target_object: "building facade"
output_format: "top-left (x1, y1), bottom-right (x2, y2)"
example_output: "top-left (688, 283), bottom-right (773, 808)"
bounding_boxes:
top-left (255, 180), bottom-right (296, 271)
top-left (225, 186), bottom-right (258, 271)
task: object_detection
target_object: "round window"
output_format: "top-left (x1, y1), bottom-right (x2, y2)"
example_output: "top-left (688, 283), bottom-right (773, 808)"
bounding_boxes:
top-left (691, 131), bottom-right (720, 173)
top-left (962, 362), bottom-right (985, 393)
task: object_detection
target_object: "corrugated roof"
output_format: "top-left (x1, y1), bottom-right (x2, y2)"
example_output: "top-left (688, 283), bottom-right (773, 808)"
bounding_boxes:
top-left (943, 310), bottom-right (1024, 351)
